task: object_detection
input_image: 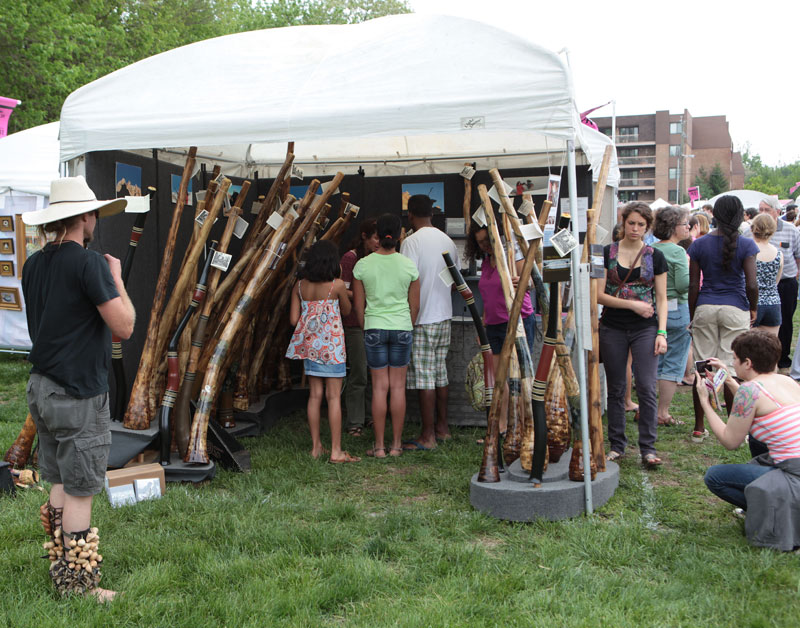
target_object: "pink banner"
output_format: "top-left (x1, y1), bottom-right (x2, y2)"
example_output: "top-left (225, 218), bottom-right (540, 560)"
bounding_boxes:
top-left (687, 185), bottom-right (700, 208)
top-left (0, 96), bottom-right (21, 138)
top-left (790, 182), bottom-right (800, 196)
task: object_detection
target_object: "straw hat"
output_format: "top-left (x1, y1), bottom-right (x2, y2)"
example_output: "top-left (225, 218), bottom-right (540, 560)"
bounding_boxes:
top-left (21, 176), bottom-right (127, 226)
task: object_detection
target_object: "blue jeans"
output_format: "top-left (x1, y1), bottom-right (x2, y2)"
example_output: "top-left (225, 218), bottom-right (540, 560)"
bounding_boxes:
top-left (657, 303), bottom-right (691, 382)
top-left (364, 329), bottom-right (413, 369)
top-left (704, 463), bottom-right (776, 509)
top-left (485, 314), bottom-right (536, 355)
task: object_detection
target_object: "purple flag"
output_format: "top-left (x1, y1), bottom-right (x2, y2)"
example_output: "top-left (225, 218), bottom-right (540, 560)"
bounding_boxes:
top-left (0, 96), bottom-right (21, 138)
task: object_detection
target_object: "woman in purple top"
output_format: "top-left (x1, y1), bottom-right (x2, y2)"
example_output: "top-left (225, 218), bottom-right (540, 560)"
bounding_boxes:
top-left (688, 195), bottom-right (758, 443)
top-left (465, 224), bottom-right (536, 436)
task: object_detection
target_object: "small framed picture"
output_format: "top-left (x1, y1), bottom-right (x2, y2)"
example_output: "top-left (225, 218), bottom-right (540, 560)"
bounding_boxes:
top-left (0, 216), bottom-right (13, 232)
top-left (0, 261), bottom-right (13, 277)
top-left (0, 286), bottom-right (22, 311)
top-left (0, 238), bottom-right (14, 255)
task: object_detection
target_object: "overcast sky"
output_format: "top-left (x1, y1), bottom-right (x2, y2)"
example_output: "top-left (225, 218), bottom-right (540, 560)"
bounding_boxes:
top-left (408, 0), bottom-right (799, 166)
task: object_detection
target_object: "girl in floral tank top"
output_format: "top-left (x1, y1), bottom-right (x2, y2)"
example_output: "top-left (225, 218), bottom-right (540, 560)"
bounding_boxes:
top-left (287, 241), bottom-right (359, 463)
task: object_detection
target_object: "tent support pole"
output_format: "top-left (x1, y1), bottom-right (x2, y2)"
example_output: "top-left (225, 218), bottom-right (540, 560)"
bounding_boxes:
top-left (567, 139), bottom-right (593, 514)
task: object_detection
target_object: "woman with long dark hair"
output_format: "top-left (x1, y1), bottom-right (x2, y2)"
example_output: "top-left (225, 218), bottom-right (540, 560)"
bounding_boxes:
top-left (598, 202), bottom-right (668, 468)
top-left (340, 219), bottom-right (379, 436)
top-left (687, 195), bottom-right (759, 443)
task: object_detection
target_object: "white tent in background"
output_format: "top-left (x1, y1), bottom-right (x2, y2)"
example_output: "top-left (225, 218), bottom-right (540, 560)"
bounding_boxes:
top-left (650, 198), bottom-right (671, 210)
top-left (709, 189), bottom-right (774, 209)
top-left (0, 121), bottom-right (60, 351)
top-left (59, 13), bottom-right (619, 511)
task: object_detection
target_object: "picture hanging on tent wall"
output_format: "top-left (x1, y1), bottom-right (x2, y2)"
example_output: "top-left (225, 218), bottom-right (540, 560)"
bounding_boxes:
top-left (0, 261), bottom-right (12, 276)
top-left (0, 216), bottom-right (13, 232)
top-left (171, 174), bottom-right (193, 205)
top-left (547, 174), bottom-right (562, 208)
top-left (513, 179), bottom-right (536, 196)
top-left (0, 238), bottom-right (13, 255)
top-left (115, 162), bottom-right (143, 197)
top-left (401, 182), bottom-right (445, 214)
top-left (0, 286), bottom-right (21, 311)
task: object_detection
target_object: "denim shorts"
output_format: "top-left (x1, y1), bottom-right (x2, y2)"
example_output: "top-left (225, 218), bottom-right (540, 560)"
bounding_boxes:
top-left (754, 304), bottom-right (781, 327)
top-left (657, 303), bottom-right (692, 382)
top-left (304, 359), bottom-right (346, 378)
top-left (364, 329), bottom-right (413, 369)
top-left (486, 314), bottom-right (536, 355)
top-left (26, 374), bottom-right (111, 497)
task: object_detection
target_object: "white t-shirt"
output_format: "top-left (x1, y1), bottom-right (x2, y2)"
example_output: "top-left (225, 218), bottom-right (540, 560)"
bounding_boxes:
top-left (400, 226), bottom-right (460, 325)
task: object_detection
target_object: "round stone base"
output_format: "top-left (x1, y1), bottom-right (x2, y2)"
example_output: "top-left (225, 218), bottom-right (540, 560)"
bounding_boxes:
top-left (470, 449), bottom-right (619, 521)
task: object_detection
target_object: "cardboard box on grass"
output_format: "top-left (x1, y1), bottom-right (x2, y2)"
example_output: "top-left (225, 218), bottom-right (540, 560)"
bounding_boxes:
top-left (105, 463), bottom-right (165, 507)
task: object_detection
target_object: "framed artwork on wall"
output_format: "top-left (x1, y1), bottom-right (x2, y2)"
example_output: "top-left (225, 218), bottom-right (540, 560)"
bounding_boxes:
top-left (0, 216), bottom-right (13, 232)
top-left (0, 286), bottom-right (22, 311)
top-left (0, 261), bottom-right (13, 277)
top-left (0, 238), bottom-right (14, 255)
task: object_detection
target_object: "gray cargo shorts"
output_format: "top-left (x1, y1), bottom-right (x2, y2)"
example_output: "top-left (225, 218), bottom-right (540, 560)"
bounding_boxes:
top-left (26, 373), bottom-right (111, 497)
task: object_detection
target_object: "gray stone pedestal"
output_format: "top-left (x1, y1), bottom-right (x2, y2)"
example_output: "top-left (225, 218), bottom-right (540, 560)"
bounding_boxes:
top-left (470, 449), bottom-right (619, 521)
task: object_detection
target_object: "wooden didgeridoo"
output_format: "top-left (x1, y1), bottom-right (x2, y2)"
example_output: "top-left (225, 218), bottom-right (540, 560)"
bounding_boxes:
top-left (3, 413), bottom-right (36, 468)
top-left (111, 204), bottom-right (151, 421)
top-left (462, 163), bottom-right (472, 231)
top-left (443, 252), bottom-right (495, 410)
top-left (159, 241), bottom-right (217, 465)
top-left (477, 229), bottom-right (540, 482)
top-left (185, 178), bottom-right (339, 463)
top-left (124, 147), bottom-right (197, 430)
top-left (239, 150), bottom-right (294, 256)
top-left (173, 198), bottom-right (243, 459)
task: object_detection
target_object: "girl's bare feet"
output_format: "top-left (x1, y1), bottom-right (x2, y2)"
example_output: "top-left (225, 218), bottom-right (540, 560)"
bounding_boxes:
top-left (89, 587), bottom-right (118, 603)
top-left (310, 447), bottom-right (329, 459)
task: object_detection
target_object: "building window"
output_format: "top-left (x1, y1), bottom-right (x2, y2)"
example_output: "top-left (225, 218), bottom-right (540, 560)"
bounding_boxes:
top-left (619, 148), bottom-right (639, 157)
top-left (619, 191), bottom-right (639, 202)
top-left (670, 121), bottom-right (682, 135)
top-left (668, 190), bottom-right (678, 202)
top-left (618, 126), bottom-right (638, 136)
top-left (600, 127), bottom-right (612, 137)
top-left (669, 167), bottom-right (678, 180)
top-left (669, 145), bottom-right (680, 157)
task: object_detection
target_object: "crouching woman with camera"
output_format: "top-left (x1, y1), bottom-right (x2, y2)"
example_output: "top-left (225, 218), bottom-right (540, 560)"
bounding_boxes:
top-left (696, 330), bottom-right (800, 550)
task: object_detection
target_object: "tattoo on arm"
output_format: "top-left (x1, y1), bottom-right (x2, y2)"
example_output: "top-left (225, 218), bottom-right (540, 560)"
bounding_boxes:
top-left (731, 382), bottom-right (760, 421)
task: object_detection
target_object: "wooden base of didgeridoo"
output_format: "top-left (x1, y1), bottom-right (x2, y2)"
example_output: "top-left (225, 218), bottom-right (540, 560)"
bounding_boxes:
top-left (469, 449), bottom-right (619, 522)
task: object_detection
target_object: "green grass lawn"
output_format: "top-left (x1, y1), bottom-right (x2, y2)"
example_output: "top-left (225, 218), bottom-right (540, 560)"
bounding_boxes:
top-left (1, 350), bottom-right (798, 627)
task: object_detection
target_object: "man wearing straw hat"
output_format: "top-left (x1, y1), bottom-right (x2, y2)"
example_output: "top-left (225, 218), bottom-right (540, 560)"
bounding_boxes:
top-left (22, 176), bottom-right (135, 601)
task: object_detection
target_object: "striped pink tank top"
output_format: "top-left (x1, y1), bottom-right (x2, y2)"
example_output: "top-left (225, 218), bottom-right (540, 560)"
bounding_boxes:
top-left (749, 382), bottom-right (800, 462)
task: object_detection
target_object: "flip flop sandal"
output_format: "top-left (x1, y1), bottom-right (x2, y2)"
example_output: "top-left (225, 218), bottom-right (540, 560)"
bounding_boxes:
top-left (389, 447), bottom-right (403, 457)
top-left (691, 429), bottom-right (709, 443)
top-left (346, 426), bottom-right (363, 437)
top-left (642, 453), bottom-right (662, 469)
top-left (606, 450), bottom-right (624, 462)
top-left (658, 416), bottom-right (685, 426)
top-left (402, 439), bottom-right (435, 451)
top-left (366, 447), bottom-right (386, 458)
top-left (329, 451), bottom-right (361, 464)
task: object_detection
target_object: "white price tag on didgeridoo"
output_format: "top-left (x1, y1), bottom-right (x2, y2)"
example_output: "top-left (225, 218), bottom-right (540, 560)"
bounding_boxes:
top-left (233, 216), bottom-right (249, 239)
top-left (519, 222), bottom-right (543, 241)
top-left (210, 251), bottom-right (232, 272)
top-left (472, 205), bottom-right (487, 227)
top-left (438, 267), bottom-right (455, 288)
top-left (266, 211), bottom-right (284, 230)
top-left (518, 199), bottom-right (534, 217)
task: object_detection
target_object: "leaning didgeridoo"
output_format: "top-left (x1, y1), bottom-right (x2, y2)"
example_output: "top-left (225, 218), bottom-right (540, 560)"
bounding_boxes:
top-left (173, 200), bottom-right (242, 459)
top-left (442, 252), bottom-right (494, 409)
top-left (124, 147), bottom-right (197, 430)
top-left (3, 413), bottom-right (36, 469)
top-left (529, 282), bottom-right (559, 486)
top-left (159, 241), bottom-right (217, 465)
top-left (111, 208), bottom-right (150, 421)
top-left (477, 233), bottom-right (539, 482)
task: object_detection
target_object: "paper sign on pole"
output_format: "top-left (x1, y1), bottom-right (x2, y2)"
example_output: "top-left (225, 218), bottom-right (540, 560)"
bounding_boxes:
top-left (519, 222), bottom-right (543, 241)
top-left (472, 205), bottom-right (487, 227)
top-left (124, 194), bottom-right (150, 214)
top-left (233, 216), bottom-right (249, 239)
top-left (460, 165), bottom-right (476, 180)
top-left (438, 267), bottom-right (454, 287)
top-left (250, 200), bottom-right (262, 215)
top-left (488, 180), bottom-right (514, 206)
top-left (195, 209), bottom-right (209, 226)
top-left (345, 203), bottom-right (360, 216)
top-left (551, 228), bottom-right (578, 257)
top-left (210, 251), bottom-right (232, 272)
top-left (320, 180), bottom-right (339, 195)
top-left (266, 212), bottom-right (284, 230)
top-left (518, 199), bottom-right (534, 217)
top-left (291, 165), bottom-right (304, 180)
top-left (195, 189), bottom-right (207, 203)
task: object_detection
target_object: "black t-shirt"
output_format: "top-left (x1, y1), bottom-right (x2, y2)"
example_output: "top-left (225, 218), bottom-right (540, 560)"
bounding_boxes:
top-left (601, 244), bottom-right (668, 331)
top-left (23, 241), bottom-right (119, 398)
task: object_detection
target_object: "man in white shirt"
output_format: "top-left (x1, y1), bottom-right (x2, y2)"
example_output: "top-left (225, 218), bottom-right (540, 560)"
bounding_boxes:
top-left (400, 195), bottom-right (459, 450)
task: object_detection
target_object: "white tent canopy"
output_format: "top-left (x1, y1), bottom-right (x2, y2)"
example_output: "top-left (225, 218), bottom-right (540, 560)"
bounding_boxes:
top-left (60, 14), bottom-right (618, 185)
top-left (0, 121), bottom-right (60, 196)
top-left (709, 189), bottom-right (774, 209)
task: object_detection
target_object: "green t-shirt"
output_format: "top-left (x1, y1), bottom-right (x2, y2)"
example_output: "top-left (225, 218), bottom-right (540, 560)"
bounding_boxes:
top-left (353, 252), bottom-right (419, 331)
top-left (653, 240), bottom-right (690, 303)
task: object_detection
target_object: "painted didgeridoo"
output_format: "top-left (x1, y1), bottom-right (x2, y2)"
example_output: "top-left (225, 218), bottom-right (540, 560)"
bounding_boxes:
top-left (529, 282), bottom-right (560, 486)
top-left (159, 241), bottom-right (217, 465)
top-left (111, 208), bottom-right (150, 421)
top-left (3, 413), bottom-right (36, 469)
top-left (442, 252), bottom-right (495, 410)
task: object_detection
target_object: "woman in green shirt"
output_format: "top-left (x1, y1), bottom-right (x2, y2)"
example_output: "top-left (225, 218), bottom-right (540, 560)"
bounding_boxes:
top-left (652, 205), bottom-right (691, 427)
top-left (353, 214), bottom-right (420, 458)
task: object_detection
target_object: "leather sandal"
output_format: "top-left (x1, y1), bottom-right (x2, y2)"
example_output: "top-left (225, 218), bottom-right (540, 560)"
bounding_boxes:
top-left (642, 453), bottom-right (662, 469)
top-left (606, 450), bottom-right (624, 462)
top-left (366, 447), bottom-right (386, 458)
top-left (329, 451), bottom-right (361, 464)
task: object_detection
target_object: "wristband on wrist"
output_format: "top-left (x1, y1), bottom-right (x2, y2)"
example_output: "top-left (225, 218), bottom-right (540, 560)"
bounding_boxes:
top-left (656, 329), bottom-right (667, 337)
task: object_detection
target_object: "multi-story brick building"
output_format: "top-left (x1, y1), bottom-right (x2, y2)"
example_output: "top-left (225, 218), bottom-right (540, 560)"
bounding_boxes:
top-left (593, 110), bottom-right (744, 204)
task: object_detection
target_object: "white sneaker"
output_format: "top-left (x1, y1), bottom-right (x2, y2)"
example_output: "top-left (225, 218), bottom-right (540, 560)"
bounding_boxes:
top-left (733, 507), bottom-right (745, 520)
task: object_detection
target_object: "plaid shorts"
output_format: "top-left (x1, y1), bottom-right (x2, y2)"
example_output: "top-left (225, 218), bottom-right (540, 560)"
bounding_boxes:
top-left (406, 320), bottom-right (451, 390)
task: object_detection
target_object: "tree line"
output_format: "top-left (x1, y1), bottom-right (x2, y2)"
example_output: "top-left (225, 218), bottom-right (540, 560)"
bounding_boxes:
top-left (0, 0), bottom-right (410, 133)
